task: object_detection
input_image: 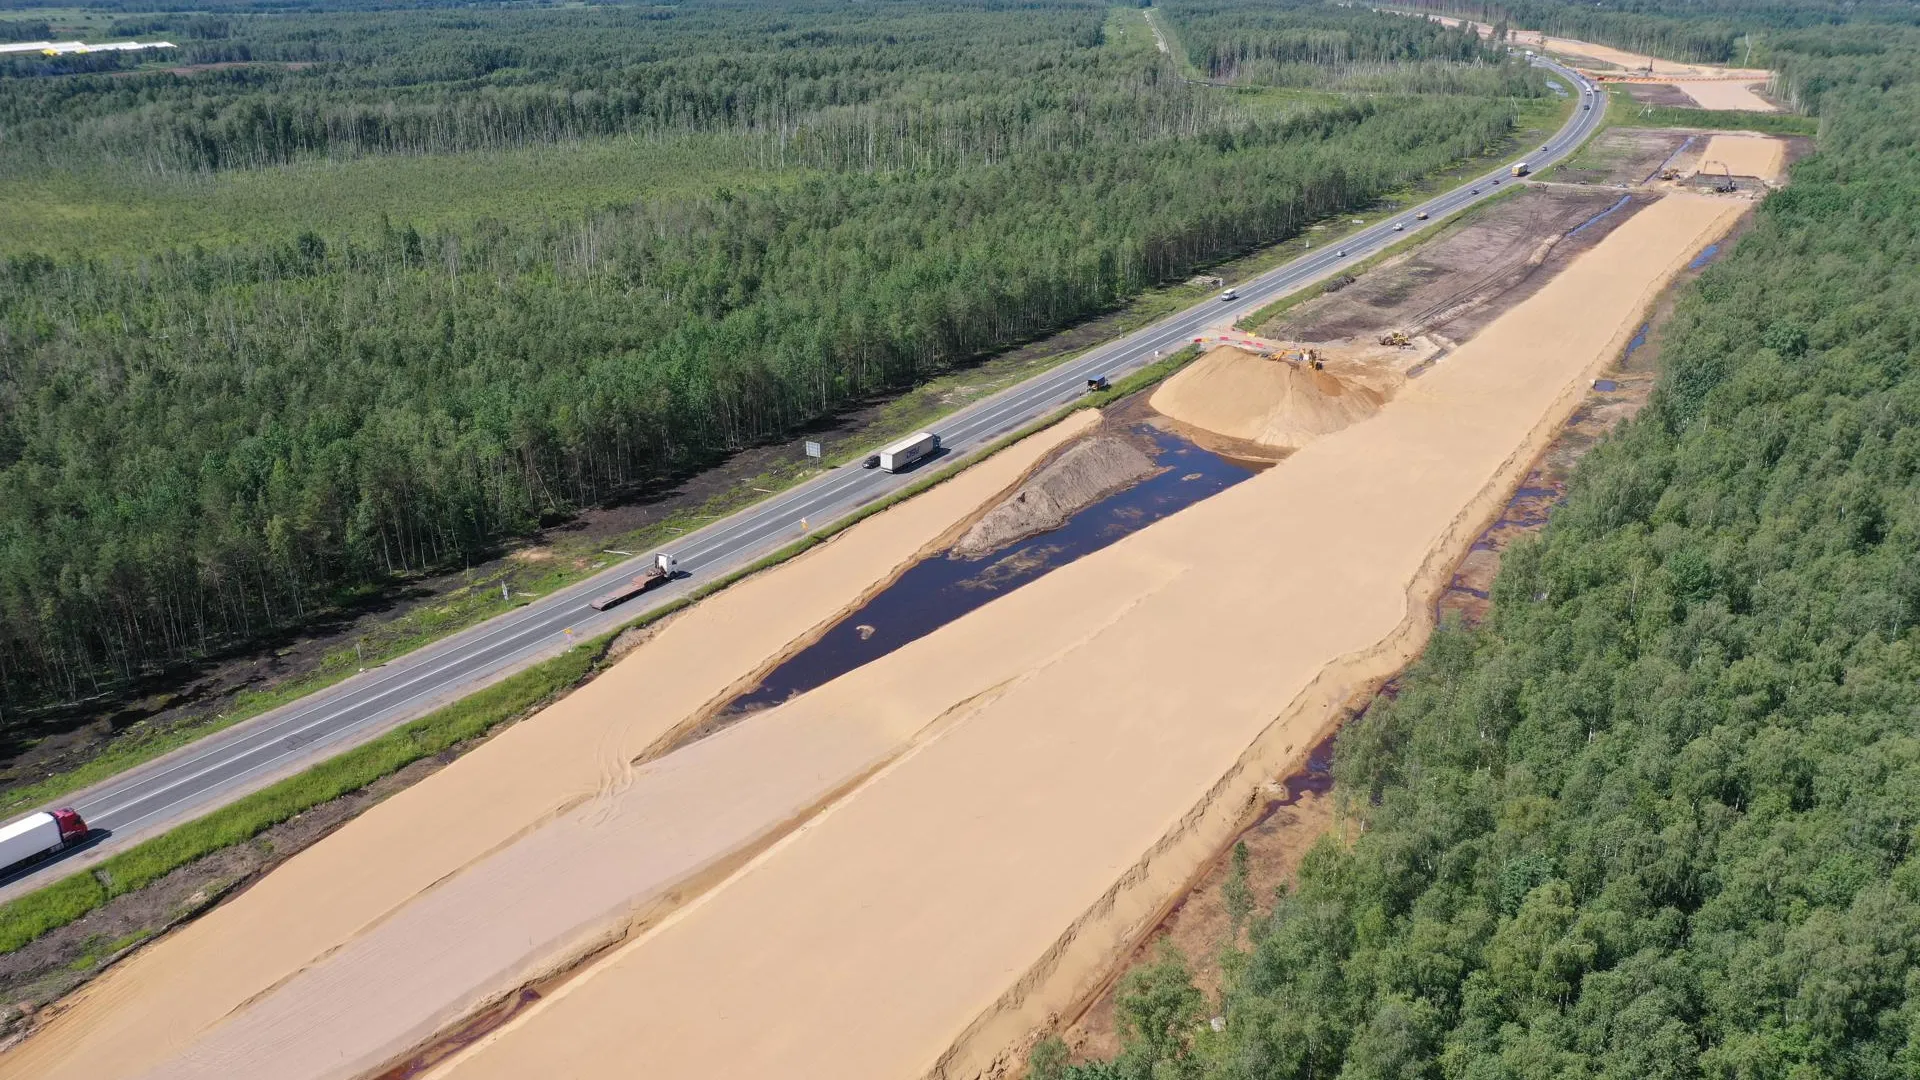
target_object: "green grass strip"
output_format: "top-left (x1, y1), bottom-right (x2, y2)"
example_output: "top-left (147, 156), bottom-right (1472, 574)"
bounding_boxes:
top-left (0, 347), bottom-right (1202, 955)
top-left (1607, 90), bottom-right (1818, 136)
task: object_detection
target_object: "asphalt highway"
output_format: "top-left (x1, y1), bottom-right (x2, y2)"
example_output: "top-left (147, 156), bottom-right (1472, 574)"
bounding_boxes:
top-left (0, 58), bottom-right (1602, 897)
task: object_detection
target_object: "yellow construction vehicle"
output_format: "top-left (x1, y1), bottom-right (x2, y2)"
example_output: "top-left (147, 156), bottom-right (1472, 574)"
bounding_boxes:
top-left (1378, 331), bottom-right (1411, 347)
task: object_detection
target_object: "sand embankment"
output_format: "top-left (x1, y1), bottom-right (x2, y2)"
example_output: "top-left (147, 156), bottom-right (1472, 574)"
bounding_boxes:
top-left (417, 195), bottom-right (1744, 1080)
top-left (952, 434), bottom-right (1160, 558)
top-left (1149, 350), bottom-right (1389, 450)
top-left (1700, 132), bottom-right (1788, 183)
top-left (0, 412), bottom-right (1098, 1080)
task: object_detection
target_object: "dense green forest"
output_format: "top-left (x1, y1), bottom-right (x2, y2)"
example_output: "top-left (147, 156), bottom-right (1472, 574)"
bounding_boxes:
top-left (0, 0), bottom-right (1542, 707)
top-left (1047, 4), bottom-right (1920, 1079)
top-left (1157, 0), bottom-right (1529, 92)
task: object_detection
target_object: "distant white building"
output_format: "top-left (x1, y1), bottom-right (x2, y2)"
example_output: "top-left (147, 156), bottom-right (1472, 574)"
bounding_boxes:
top-left (0, 40), bottom-right (178, 56)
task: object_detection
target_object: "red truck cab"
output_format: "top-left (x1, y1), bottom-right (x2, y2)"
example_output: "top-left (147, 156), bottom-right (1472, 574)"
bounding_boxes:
top-left (51, 808), bottom-right (89, 846)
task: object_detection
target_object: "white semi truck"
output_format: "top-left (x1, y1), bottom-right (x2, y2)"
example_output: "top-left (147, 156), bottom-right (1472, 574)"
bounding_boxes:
top-left (876, 431), bottom-right (940, 473)
top-left (0, 808), bottom-right (89, 872)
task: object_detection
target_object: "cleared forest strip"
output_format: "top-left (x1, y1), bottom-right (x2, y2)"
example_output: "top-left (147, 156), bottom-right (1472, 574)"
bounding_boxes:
top-left (411, 194), bottom-right (1744, 1080)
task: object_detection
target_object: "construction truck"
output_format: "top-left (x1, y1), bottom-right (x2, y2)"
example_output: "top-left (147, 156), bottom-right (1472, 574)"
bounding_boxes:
top-left (1379, 331), bottom-right (1411, 347)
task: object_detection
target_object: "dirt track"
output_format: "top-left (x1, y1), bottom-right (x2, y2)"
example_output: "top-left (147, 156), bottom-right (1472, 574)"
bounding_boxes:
top-left (0, 413), bottom-right (1098, 1080)
top-left (403, 194), bottom-right (1744, 1080)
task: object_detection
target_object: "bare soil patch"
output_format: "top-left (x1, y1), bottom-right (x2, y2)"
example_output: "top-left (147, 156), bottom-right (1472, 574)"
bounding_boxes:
top-left (1699, 132), bottom-right (1789, 184)
top-left (1553, 126), bottom-right (1693, 187)
top-left (1260, 186), bottom-right (1656, 346)
top-left (1624, 82), bottom-right (1699, 108)
top-left (1679, 79), bottom-right (1778, 112)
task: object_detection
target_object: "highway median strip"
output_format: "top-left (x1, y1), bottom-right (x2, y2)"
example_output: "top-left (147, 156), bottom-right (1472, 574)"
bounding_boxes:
top-left (0, 346), bottom-right (1201, 956)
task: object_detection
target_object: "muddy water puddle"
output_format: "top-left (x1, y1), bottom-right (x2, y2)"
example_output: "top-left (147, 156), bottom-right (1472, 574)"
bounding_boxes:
top-left (720, 426), bottom-right (1257, 717)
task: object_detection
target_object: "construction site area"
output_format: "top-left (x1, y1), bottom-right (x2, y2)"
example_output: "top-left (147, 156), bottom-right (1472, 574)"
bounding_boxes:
top-left (1431, 15), bottom-right (1782, 112)
top-left (0, 111), bottom-right (1783, 1080)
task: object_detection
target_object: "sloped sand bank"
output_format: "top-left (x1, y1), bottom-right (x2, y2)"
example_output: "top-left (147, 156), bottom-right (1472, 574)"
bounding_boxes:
top-left (952, 434), bottom-right (1161, 558)
top-left (417, 195), bottom-right (1744, 1080)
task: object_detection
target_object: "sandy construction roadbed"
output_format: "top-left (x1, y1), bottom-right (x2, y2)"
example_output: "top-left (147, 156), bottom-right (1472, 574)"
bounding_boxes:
top-left (411, 195), bottom-right (1744, 1080)
top-left (0, 413), bottom-right (1097, 1080)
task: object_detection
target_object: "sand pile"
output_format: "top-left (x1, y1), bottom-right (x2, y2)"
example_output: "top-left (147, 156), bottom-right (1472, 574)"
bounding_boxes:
top-left (951, 435), bottom-right (1160, 558)
top-left (1149, 347), bottom-right (1390, 450)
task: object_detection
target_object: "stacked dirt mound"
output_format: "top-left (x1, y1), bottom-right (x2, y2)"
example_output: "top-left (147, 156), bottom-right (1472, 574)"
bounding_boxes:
top-left (1149, 346), bottom-right (1389, 450)
top-left (951, 434), bottom-right (1159, 557)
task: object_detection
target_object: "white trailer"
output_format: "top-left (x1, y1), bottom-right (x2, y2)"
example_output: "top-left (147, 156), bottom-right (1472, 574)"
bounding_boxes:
top-left (877, 431), bottom-right (940, 473)
top-left (0, 809), bottom-right (88, 871)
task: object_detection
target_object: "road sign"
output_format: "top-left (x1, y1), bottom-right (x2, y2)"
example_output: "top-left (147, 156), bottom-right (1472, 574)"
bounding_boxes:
top-left (804, 441), bottom-right (822, 459)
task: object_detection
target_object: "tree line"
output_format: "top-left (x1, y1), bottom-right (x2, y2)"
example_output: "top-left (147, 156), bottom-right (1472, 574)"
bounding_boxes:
top-left (1157, 0), bottom-right (1531, 89)
top-left (1045, 6), bottom-right (1920, 1078)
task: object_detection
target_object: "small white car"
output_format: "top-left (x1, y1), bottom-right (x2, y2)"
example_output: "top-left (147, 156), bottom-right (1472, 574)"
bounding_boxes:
top-left (1219, 289), bottom-right (1238, 302)
top-left (1394, 223), bottom-right (1405, 231)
